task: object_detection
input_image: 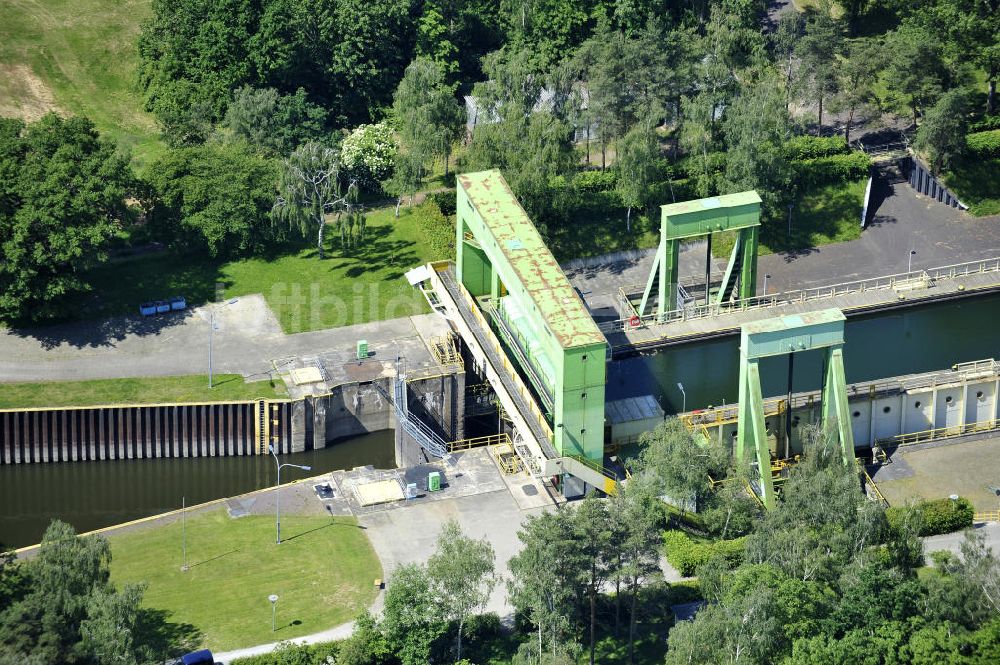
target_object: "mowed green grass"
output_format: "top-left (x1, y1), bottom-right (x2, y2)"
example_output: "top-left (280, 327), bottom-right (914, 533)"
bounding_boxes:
top-left (0, 0), bottom-right (161, 164)
top-left (109, 508), bottom-right (382, 651)
top-left (85, 205), bottom-right (446, 333)
top-left (0, 374), bottom-right (287, 408)
top-left (943, 157), bottom-right (1000, 217)
top-left (714, 178), bottom-right (866, 257)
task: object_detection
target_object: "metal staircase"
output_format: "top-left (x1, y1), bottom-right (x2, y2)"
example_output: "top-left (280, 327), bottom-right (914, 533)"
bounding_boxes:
top-left (376, 371), bottom-right (449, 458)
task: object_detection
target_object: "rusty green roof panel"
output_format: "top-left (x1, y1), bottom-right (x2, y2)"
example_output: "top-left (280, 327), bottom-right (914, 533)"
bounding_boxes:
top-left (458, 170), bottom-right (606, 349)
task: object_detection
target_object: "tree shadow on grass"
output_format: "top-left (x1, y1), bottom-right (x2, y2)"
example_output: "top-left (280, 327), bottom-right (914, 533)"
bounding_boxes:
top-left (4, 252), bottom-right (225, 350)
top-left (135, 607), bottom-right (202, 659)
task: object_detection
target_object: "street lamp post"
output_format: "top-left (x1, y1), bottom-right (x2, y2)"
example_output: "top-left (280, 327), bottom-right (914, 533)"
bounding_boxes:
top-left (763, 273), bottom-right (771, 297)
top-left (268, 594), bottom-right (279, 632)
top-left (908, 249), bottom-right (916, 274)
top-left (268, 445), bottom-right (311, 544)
top-left (677, 382), bottom-right (687, 413)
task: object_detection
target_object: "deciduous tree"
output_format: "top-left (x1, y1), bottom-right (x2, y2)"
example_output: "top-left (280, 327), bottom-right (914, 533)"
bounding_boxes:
top-left (272, 142), bottom-right (359, 259)
top-left (427, 520), bottom-right (496, 661)
top-left (0, 114), bottom-right (133, 323)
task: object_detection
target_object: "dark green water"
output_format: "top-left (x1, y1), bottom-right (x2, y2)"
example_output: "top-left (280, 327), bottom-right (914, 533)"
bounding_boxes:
top-left (3, 294), bottom-right (999, 549)
top-left (0, 430), bottom-right (394, 549)
top-left (607, 293), bottom-right (1000, 414)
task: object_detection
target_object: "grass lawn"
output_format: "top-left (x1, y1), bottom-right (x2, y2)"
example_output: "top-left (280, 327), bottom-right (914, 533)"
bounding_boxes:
top-left (548, 200), bottom-right (659, 262)
top-left (0, 0), bottom-right (162, 165)
top-left (0, 374), bottom-right (287, 408)
top-left (84, 203), bottom-right (450, 333)
top-left (110, 508), bottom-right (381, 651)
top-left (942, 157), bottom-right (1000, 217)
top-left (713, 179), bottom-right (866, 258)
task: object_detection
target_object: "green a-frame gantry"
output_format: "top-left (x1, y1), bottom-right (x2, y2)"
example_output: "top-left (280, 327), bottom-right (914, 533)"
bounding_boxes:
top-left (639, 192), bottom-right (762, 317)
top-left (736, 309), bottom-right (855, 509)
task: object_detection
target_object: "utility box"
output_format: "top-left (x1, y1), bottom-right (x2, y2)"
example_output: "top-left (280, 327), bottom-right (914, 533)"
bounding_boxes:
top-left (427, 471), bottom-right (441, 492)
top-left (356, 340), bottom-right (368, 360)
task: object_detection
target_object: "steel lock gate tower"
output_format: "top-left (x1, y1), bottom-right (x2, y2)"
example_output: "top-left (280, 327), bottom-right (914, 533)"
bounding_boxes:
top-left (455, 170), bottom-right (608, 463)
top-left (737, 309), bottom-right (855, 509)
top-left (639, 191), bottom-right (762, 317)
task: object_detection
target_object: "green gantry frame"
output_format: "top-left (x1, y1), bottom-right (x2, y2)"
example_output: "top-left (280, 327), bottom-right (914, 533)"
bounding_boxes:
top-left (736, 309), bottom-right (855, 509)
top-left (639, 192), bottom-right (762, 317)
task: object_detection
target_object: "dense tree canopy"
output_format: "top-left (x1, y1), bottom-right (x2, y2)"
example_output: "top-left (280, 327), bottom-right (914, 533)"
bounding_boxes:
top-left (138, 0), bottom-right (416, 143)
top-left (145, 142), bottom-right (280, 256)
top-left (0, 114), bottom-right (134, 323)
top-left (0, 521), bottom-right (181, 664)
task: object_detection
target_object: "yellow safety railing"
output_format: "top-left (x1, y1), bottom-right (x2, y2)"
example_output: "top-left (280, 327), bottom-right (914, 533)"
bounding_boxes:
top-left (447, 433), bottom-right (509, 452)
top-left (974, 511), bottom-right (1000, 523)
top-left (430, 333), bottom-right (463, 368)
top-left (877, 419), bottom-right (1000, 448)
top-left (856, 458), bottom-right (888, 506)
top-left (486, 434), bottom-right (521, 475)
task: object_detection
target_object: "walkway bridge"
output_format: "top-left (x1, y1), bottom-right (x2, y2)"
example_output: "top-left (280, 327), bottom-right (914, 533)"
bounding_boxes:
top-left (413, 261), bottom-right (619, 494)
top-left (605, 256), bottom-right (1000, 355)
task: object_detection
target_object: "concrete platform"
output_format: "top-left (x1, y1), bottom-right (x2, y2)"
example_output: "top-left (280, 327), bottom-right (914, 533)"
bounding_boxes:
top-left (870, 435), bottom-right (1000, 511)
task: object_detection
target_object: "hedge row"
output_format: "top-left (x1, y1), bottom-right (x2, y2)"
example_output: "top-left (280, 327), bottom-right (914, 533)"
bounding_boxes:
top-left (967, 130), bottom-right (1000, 159)
top-left (663, 529), bottom-right (746, 577)
top-left (575, 169), bottom-right (618, 192)
top-left (231, 640), bottom-right (340, 665)
top-left (970, 115), bottom-right (1000, 133)
top-left (886, 496), bottom-right (974, 537)
top-left (784, 135), bottom-right (850, 160)
top-left (792, 152), bottom-right (871, 187)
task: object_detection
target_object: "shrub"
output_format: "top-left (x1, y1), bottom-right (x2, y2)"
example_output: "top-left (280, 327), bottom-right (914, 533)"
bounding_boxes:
top-left (428, 189), bottom-right (457, 216)
top-left (919, 496), bottom-right (974, 535)
top-left (792, 152), bottom-right (871, 187)
top-left (673, 152), bottom-right (726, 179)
top-left (575, 169), bottom-right (618, 193)
top-left (784, 135), bottom-right (850, 160)
top-left (886, 497), bottom-right (974, 536)
top-left (663, 530), bottom-right (746, 577)
top-left (231, 639), bottom-right (340, 665)
top-left (340, 122), bottom-right (396, 191)
top-left (970, 116), bottom-right (1000, 133)
top-left (413, 202), bottom-right (455, 259)
top-left (966, 130), bottom-right (1000, 159)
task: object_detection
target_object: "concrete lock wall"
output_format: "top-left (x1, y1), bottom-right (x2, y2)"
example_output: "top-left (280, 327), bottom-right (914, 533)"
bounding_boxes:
top-left (0, 401), bottom-right (293, 464)
top-left (1, 372), bottom-right (465, 467)
top-left (706, 378), bottom-right (1000, 454)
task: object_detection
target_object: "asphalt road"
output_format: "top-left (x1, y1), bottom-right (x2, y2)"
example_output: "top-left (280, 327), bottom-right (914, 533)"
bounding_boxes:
top-left (0, 295), bottom-right (436, 384)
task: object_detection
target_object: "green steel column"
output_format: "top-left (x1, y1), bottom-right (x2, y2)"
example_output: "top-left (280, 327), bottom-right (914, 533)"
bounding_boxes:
top-left (736, 346), bottom-right (752, 467)
top-left (456, 218), bottom-right (466, 283)
top-left (822, 346), bottom-right (855, 466)
top-left (739, 226), bottom-right (759, 299)
top-left (661, 239), bottom-right (680, 316)
top-left (638, 238), bottom-right (664, 317)
top-left (742, 360), bottom-right (775, 509)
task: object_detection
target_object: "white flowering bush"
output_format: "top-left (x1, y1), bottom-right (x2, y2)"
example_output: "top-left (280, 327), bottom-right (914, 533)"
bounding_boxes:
top-left (340, 122), bottom-right (396, 191)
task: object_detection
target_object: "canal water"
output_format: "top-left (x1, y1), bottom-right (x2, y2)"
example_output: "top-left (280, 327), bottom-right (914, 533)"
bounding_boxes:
top-left (3, 294), bottom-right (999, 549)
top-left (607, 292), bottom-right (1000, 414)
top-left (0, 430), bottom-right (395, 549)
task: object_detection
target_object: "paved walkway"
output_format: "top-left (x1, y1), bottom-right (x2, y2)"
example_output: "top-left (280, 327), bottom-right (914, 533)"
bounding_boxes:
top-left (568, 178), bottom-right (1000, 327)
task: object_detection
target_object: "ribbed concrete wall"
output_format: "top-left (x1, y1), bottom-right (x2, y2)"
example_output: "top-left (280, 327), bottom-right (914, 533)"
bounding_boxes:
top-left (0, 401), bottom-right (293, 464)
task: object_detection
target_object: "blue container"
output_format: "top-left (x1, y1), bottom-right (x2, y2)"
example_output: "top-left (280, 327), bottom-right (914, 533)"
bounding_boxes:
top-left (139, 302), bottom-right (157, 316)
top-left (155, 300), bottom-right (171, 314)
top-left (181, 650), bottom-right (214, 665)
top-left (169, 296), bottom-right (186, 311)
